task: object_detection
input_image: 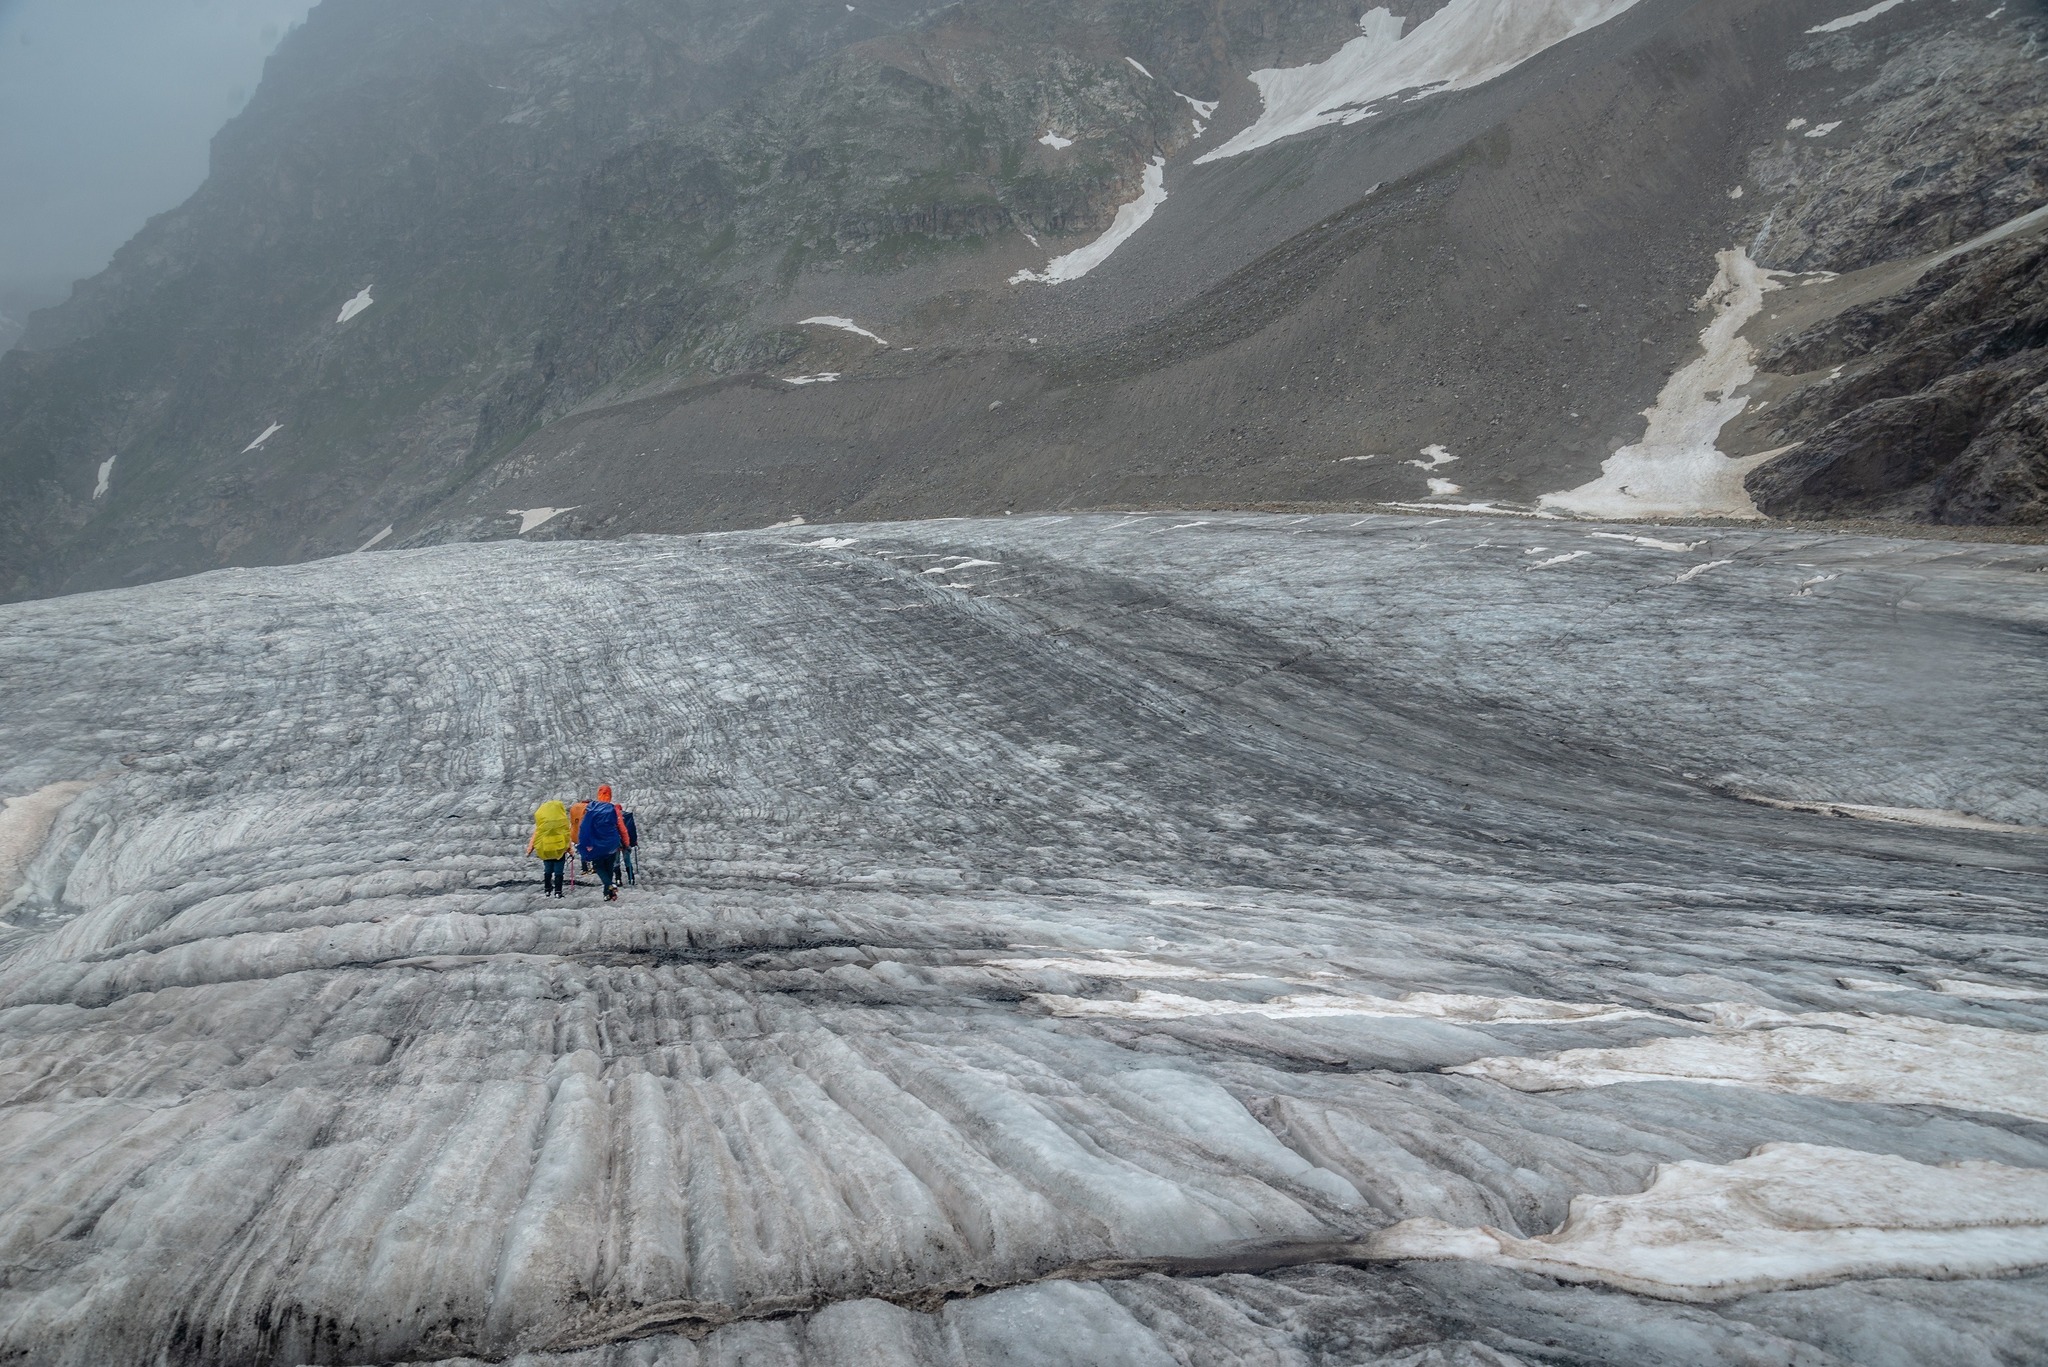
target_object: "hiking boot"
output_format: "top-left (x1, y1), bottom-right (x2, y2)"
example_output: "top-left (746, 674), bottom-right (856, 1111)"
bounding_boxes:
top-left (604, 887), bottom-right (618, 901)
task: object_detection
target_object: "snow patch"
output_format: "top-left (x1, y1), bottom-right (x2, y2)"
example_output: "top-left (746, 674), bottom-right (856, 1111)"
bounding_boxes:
top-left (355, 526), bottom-right (393, 553)
top-left (1038, 131), bottom-right (1074, 149)
top-left (92, 456), bottom-right (115, 500)
top-left (993, 954), bottom-right (1279, 983)
top-left (1527, 551), bottom-right (1590, 570)
top-left (1426, 478), bottom-right (1463, 497)
top-left (1938, 978), bottom-right (2048, 1002)
top-left (337, 288), bottom-right (374, 323)
top-left (1804, 121), bottom-right (1843, 139)
top-left (1808, 0), bottom-right (1913, 34)
top-left (1587, 533), bottom-right (1704, 551)
top-left (784, 372), bottom-right (841, 385)
top-left (1454, 1005), bottom-right (2048, 1123)
top-left (805, 537), bottom-right (858, 550)
top-left (1540, 248), bottom-right (1788, 519)
top-left (1199, 1), bottom-right (1647, 164)
top-left (768, 516), bottom-right (807, 529)
top-left (509, 507), bottom-right (575, 535)
top-left (1178, 92), bottom-right (1219, 118)
top-left (1011, 157), bottom-right (1167, 286)
top-left (1371, 1143), bottom-right (2048, 1302)
top-left (0, 781), bottom-right (93, 903)
top-left (1734, 792), bottom-right (2048, 835)
top-left (798, 316), bottom-right (888, 346)
top-left (1673, 559), bottom-right (1733, 583)
top-left (242, 422), bottom-right (284, 454)
top-left (1038, 987), bottom-right (1649, 1025)
top-left (1407, 444), bottom-right (1458, 471)
top-left (1380, 501), bottom-right (1558, 518)
top-left (1125, 57), bottom-right (1155, 80)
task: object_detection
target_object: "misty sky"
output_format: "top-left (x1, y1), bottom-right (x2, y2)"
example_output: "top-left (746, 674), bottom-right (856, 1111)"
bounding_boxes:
top-left (0, 0), bottom-right (316, 325)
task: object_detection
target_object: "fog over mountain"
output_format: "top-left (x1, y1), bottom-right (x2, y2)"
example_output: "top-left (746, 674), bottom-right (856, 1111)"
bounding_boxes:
top-left (0, 0), bottom-right (316, 348)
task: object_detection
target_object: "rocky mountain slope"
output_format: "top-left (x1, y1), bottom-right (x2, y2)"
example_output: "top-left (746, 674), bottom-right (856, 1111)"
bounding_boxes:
top-left (0, 0), bottom-right (2042, 601)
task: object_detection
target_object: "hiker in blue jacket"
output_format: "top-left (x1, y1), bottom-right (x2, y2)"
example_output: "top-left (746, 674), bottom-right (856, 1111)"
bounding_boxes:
top-left (620, 806), bottom-right (640, 885)
top-left (577, 784), bottom-right (632, 901)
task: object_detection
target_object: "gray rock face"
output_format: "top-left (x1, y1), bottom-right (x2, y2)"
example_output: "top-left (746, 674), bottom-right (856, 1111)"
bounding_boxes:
top-left (3, 514), bottom-right (2045, 1365)
top-left (1745, 237), bottom-right (2048, 523)
top-left (1736, 16), bottom-right (2048, 525)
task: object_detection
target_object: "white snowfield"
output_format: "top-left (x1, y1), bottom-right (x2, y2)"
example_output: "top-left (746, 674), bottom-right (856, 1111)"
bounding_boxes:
top-left (1200, 0), bottom-right (1646, 164)
top-left (1010, 157), bottom-right (1168, 285)
top-left (1373, 1143), bottom-right (2048, 1301)
top-left (1541, 247), bottom-right (1787, 519)
top-left (1, 513), bottom-right (2045, 1366)
top-left (336, 286), bottom-right (374, 323)
top-left (1456, 1002), bottom-right (2048, 1122)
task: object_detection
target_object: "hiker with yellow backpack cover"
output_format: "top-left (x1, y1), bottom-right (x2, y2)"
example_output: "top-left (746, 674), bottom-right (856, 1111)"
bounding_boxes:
top-left (526, 800), bottom-right (573, 897)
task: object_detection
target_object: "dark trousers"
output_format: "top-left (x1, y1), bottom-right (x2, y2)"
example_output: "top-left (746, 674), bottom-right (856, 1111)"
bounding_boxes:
top-left (622, 846), bottom-right (636, 883)
top-left (541, 858), bottom-right (565, 895)
top-left (591, 851), bottom-right (620, 895)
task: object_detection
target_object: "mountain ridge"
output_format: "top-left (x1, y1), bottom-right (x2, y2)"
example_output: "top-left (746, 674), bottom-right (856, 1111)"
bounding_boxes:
top-left (1, 0), bottom-right (2042, 601)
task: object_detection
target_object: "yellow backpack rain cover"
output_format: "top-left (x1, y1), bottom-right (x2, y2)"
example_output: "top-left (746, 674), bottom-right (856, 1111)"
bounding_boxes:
top-left (532, 800), bottom-right (573, 859)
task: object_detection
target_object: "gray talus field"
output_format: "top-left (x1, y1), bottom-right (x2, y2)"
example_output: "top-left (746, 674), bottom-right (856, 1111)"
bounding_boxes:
top-left (2, 513), bottom-right (2045, 1365)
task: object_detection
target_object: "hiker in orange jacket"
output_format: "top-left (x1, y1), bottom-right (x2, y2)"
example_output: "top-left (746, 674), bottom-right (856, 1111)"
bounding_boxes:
top-left (570, 796), bottom-right (591, 873)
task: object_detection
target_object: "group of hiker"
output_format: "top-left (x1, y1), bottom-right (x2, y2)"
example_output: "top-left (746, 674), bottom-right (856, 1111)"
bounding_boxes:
top-left (526, 785), bottom-right (640, 901)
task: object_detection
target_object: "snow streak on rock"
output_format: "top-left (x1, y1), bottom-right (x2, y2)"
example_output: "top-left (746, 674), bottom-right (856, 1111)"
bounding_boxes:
top-left (1373, 1143), bottom-right (2048, 1301)
top-left (1540, 248), bottom-right (1788, 519)
top-left (1, 514), bottom-right (2044, 1365)
top-left (91, 456), bottom-right (115, 500)
top-left (1010, 158), bottom-right (1168, 285)
top-left (337, 287), bottom-right (374, 323)
top-left (509, 506), bottom-right (578, 534)
top-left (241, 422), bottom-right (283, 453)
top-left (1809, 0), bottom-right (1915, 34)
top-left (798, 316), bottom-right (889, 346)
top-left (1199, 0), bottom-right (1646, 164)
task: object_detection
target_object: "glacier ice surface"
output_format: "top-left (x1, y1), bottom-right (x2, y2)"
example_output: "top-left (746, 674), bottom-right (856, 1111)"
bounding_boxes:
top-left (2, 512), bottom-right (2045, 1365)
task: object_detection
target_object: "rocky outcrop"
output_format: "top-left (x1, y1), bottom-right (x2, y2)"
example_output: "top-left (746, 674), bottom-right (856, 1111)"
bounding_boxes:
top-left (1747, 237), bottom-right (2048, 523)
top-left (1739, 15), bottom-right (2048, 524)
